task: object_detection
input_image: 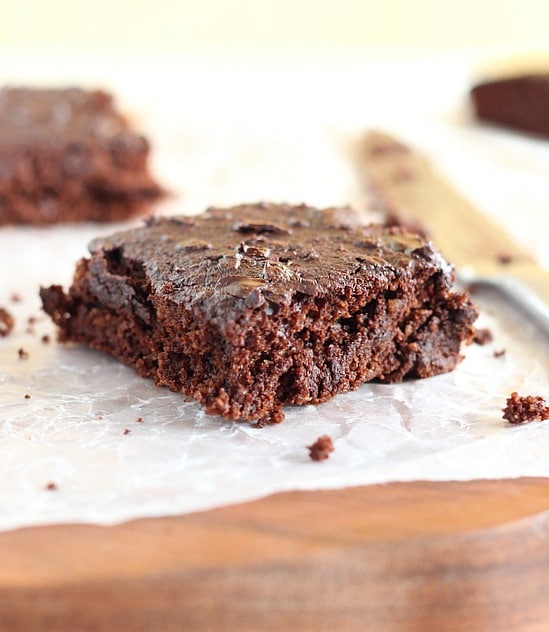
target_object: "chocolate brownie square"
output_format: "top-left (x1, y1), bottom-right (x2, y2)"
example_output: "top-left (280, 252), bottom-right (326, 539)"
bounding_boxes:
top-left (0, 87), bottom-right (163, 224)
top-left (41, 203), bottom-right (477, 423)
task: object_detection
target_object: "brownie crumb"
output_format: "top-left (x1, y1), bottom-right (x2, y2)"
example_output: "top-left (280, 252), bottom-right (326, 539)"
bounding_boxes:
top-left (45, 482), bottom-right (58, 491)
top-left (497, 253), bottom-right (513, 265)
top-left (465, 282), bottom-right (481, 296)
top-left (17, 347), bottom-right (29, 359)
top-left (41, 334), bottom-right (51, 344)
top-left (493, 349), bottom-right (506, 358)
top-left (308, 435), bottom-right (335, 461)
top-left (26, 316), bottom-right (37, 334)
top-left (24, 394), bottom-right (31, 399)
top-left (10, 292), bottom-right (21, 303)
top-left (123, 428), bottom-right (131, 435)
top-left (473, 327), bottom-right (493, 345)
top-left (502, 392), bottom-right (549, 424)
top-left (0, 307), bottom-right (14, 337)
top-left (136, 417), bottom-right (144, 423)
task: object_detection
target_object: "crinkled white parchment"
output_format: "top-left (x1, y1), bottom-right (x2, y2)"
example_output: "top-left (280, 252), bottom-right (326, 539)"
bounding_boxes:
top-left (0, 53), bottom-right (548, 531)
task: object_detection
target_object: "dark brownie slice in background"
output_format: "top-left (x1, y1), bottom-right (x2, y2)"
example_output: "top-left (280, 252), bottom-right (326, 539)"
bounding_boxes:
top-left (0, 87), bottom-right (163, 225)
top-left (41, 202), bottom-right (477, 423)
top-left (471, 74), bottom-right (549, 138)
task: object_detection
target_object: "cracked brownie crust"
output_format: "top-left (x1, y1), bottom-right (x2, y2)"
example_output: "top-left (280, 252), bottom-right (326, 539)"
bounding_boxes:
top-left (41, 203), bottom-right (477, 423)
top-left (0, 87), bottom-right (163, 224)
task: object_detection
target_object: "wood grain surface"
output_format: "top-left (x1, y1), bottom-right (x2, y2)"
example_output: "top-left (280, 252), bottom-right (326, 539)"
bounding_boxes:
top-left (1, 478), bottom-right (548, 631)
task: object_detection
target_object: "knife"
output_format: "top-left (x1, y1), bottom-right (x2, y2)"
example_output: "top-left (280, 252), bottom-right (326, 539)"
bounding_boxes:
top-left (356, 131), bottom-right (549, 335)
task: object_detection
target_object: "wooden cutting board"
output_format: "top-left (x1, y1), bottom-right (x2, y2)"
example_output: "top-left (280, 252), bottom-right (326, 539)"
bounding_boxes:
top-left (1, 477), bottom-right (548, 631)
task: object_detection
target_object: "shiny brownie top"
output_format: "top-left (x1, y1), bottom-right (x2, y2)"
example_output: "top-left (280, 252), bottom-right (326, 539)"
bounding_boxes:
top-left (89, 202), bottom-right (453, 312)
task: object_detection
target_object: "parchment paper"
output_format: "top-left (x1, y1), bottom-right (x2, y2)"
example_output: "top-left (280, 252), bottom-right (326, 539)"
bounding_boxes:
top-left (0, 52), bottom-right (548, 531)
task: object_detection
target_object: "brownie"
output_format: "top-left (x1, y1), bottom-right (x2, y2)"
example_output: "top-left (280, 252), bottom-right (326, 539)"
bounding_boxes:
top-left (471, 74), bottom-right (549, 138)
top-left (40, 203), bottom-right (477, 423)
top-left (0, 307), bottom-right (14, 336)
top-left (473, 327), bottom-right (493, 346)
top-left (0, 87), bottom-right (163, 225)
top-left (308, 435), bottom-right (335, 461)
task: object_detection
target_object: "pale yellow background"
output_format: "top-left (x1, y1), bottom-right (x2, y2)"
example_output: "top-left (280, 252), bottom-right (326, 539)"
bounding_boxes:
top-left (0, 0), bottom-right (548, 52)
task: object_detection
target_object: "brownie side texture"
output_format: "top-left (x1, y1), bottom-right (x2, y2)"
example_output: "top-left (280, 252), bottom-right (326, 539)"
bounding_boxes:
top-left (0, 87), bottom-right (163, 225)
top-left (471, 74), bottom-right (549, 138)
top-left (41, 203), bottom-right (478, 423)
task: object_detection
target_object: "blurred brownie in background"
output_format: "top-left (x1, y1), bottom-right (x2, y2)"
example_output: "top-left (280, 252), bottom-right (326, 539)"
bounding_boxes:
top-left (0, 87), bottom-right (164, 225)
top-left (471, 74), bottom-right (549, 138)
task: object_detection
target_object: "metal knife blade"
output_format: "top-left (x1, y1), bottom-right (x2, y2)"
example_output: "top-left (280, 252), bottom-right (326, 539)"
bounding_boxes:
top-left (356, 131), bottom-right (549, 334)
